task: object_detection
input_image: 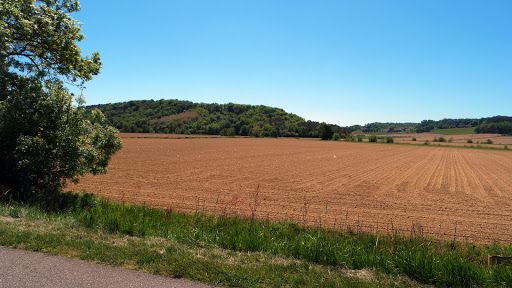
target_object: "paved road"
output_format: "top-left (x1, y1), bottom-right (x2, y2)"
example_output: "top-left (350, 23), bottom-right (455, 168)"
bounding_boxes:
top-left (0, 247), bottom-right (214, 288)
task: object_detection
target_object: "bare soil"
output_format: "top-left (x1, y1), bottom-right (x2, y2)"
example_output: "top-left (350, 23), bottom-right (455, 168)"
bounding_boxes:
top-left (71, 136), bottom-right (512, 243)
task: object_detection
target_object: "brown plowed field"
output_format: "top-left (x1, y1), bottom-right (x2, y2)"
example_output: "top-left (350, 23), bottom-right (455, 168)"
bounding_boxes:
top-left (71, 136), bottom-right (512, 243)
top-left (391, 133), bottom-right (512, 147)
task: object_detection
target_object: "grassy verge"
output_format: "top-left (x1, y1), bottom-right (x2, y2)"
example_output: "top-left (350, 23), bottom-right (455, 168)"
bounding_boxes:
top-left (1, 198), bottom-right (512, 287)
top-left (0, 201), bottom-right (417, 288)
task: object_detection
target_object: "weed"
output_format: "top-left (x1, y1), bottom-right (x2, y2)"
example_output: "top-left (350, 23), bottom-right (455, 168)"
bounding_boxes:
top-left (3, 196), bottom-right (512, 287)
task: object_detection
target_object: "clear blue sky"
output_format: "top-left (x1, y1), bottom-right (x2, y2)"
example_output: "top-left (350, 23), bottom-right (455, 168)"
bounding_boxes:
top-left (76, 0), bottom-right (512, 125)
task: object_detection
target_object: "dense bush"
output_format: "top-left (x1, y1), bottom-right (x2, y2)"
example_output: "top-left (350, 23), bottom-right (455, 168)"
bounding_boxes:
top-left (368, 135), bottom-right (378, 143)
top-left (0, 0), bottom-right (121, 203)
top-left (318, 123), bottom-right (334, 140)
top-left (475, 120), bottom-right (512, 135)
top-left (386, 136), bottom-right (394, 143)
top-left (331, 133), bottom-right (341, 141)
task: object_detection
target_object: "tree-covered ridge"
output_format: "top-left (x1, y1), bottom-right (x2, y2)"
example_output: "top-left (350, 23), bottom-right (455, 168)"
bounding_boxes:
top-left (91, 99), bottom-right (512, 137)
top-left (360, 122), bottom-right (418, 133)
top-left (417, 116), bottom-right (512, 134)
top-left (90, 99), bottom-right (349, 137)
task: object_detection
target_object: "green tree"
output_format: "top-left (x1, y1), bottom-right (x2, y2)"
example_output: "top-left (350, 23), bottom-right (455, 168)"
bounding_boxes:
top-left (318, 123), bottom-right (333, 140)
top-left (0, 0), bottom-right (121, 203)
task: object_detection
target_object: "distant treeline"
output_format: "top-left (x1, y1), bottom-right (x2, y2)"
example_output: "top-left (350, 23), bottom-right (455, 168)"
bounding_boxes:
top-left (89, 100), bottom-right (353, 138)
top-left (359, 122), bottom-right (418, 133)
top-left (417, 116), bottom-right (512, 134)
top-left (89, 100), bottom-right (512, 137)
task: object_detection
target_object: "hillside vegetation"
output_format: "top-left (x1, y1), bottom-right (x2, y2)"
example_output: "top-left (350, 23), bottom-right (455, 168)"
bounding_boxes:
top-left (417, 116), bottom-right (512, 134)
top-left (89, 100), bottom-right (350, 137)
top-left (91, 100), bottom-right (512, 137)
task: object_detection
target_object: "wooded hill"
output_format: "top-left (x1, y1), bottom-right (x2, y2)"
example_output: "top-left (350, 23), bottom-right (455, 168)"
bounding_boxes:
top-left (89, 99), bottom-right (351, 137)
top-left (89, 100), bottom-right (512, 136)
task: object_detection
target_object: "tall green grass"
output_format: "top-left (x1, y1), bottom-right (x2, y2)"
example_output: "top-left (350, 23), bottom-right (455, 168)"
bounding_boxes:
top-left (74, 199), bottom-right (512, 287)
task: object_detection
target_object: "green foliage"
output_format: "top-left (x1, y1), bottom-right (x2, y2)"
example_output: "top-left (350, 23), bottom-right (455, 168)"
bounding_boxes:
top-left (0, 1), bottom-right (121, 203)
top-left (5, 198), bottom-right (512, 287)
top-left (475, 117), bottom-right (512, 135)
top-left (0, 0), bottom-right (101, 91)
top-left (417, 119), bottom-right (479, 133)
top-left (467, 139), bottom-right (473, 144)
top-left (386, 136), bottom-right (394, 143)
top-left (362, 122), bottom-right (417, 133)
top-left (368, 135), bottom-right (378, 143)
top-left (92, 100), bottom-right (351, 138)
top-left (417, 116), bottom-right (512, 135)
top-left (331, 133), bottom-right (341, 141)
top-left (357, 135), bottom-right (364, 142)
top-left (0, 202), bottom-right (400, 288)
top-left (317, 123), bottom-right (334, 140)
top-left (433, 137), bottom-right (447, 143)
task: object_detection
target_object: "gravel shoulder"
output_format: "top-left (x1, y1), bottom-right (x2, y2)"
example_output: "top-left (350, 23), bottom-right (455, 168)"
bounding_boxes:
top-left (0, 246), bottom-right (214, 288)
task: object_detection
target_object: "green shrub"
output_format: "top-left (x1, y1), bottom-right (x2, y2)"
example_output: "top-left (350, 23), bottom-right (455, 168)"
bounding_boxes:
top-left (318, 123), bottom-right (333, 140)
top-left (331, 133), bottom-right (341, 141)
top-left (368, 135), bottom-right (378, 143)
top-left (357, 135), bottom-right (364, 142)
top-left (386, 136), bottom-right (394, 143)
top-left (0, 3), bottom-right (122, 204)
top-left (467, 139), bottom-right (473, 144)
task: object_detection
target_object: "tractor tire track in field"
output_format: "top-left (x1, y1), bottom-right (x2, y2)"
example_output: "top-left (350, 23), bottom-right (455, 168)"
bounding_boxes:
top-left (71, 137), bottom-right (512, 243)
